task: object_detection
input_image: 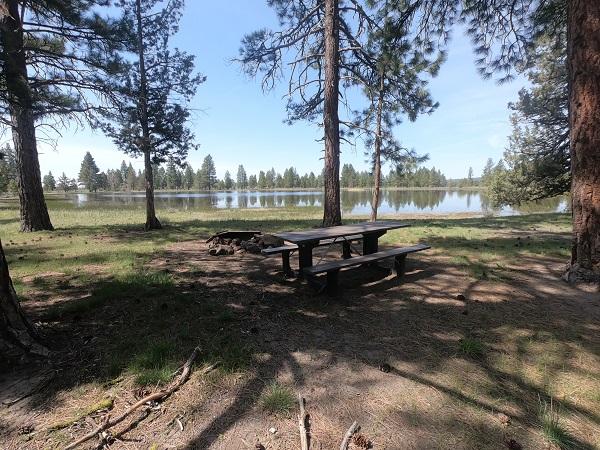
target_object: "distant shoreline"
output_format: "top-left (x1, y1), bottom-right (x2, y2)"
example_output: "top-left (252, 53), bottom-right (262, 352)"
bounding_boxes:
top-left (0, 186), bottom-right (485, 197)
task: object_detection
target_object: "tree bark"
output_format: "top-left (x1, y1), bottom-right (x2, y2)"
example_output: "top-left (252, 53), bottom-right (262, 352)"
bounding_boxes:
top-left (1, 1), bottom-right (53, 232)
top-left (370, 83), bottom-right (384, 222)
top-left (0, 240), bottom-right (49, 366)
top-left (322, 0), bottom-right (342, 227)
top-left (565, 0), bottom-right (600, 282)
top-left (144, 150), bottom-right (161, 230)
top-left (135, 0), bottom-right (161, 231)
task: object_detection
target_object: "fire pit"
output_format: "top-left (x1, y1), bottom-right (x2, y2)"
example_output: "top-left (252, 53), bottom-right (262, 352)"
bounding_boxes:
top-left (206, 231), bottom-right (284, 256)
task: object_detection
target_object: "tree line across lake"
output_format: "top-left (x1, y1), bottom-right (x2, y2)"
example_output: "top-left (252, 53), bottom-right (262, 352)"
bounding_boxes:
top-left (1, 148), bottom-right (483, 193)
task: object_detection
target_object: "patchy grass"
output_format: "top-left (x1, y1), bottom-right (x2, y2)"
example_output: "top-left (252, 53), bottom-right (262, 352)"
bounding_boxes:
top-left (129, 340), bottom-right (178, 386)
top-left (539, 398), bottom-right (576, 449)
top-left (260, 383), bottom-right (295, 415)
top-left (4, 198), bottom-right (597, 450)
top-left (459, 337), bottom-right (485, 358)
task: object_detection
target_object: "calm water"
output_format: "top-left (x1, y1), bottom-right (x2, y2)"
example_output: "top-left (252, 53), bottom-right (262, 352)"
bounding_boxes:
top-left (64, 190), bottom-right (568, 216)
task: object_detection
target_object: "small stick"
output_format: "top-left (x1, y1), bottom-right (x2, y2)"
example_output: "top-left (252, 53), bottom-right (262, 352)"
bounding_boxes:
top-left (65, 347), bottom-right (205, 450)
top-left (298, 394), bottom-right (309, 450)
top-left (340, 421), bottom-right (358, 450)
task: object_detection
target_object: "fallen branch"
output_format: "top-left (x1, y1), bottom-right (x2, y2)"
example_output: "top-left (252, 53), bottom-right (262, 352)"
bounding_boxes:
top-left (65, 347), bottom-right (207, 450)
top-left (340, 421), bottom-right (358, 450)
top-left (298, 394), bottom-right (309, 450)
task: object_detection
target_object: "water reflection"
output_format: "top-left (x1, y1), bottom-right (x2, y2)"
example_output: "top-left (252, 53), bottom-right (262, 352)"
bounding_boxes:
top-left (66, 190), bottom-right (568, 216)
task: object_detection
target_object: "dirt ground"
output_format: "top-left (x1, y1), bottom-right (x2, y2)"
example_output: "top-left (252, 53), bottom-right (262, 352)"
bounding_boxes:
top-left (1, 238), bottom-right (599, 450)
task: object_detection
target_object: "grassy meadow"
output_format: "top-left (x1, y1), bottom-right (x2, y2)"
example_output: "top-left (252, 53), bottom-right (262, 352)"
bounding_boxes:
top-left (2, 195), bottom-right (599, 449)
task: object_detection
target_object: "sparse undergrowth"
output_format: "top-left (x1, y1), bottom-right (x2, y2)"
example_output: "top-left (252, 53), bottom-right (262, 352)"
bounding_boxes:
top-left (260, 383), bottom-right (295, 415)
top-left (459, 337), bottom-right (485, 358)
top-left (539, 398), bottom-right (576, 449)
top-left (1, 199), bottom-right (597, 450)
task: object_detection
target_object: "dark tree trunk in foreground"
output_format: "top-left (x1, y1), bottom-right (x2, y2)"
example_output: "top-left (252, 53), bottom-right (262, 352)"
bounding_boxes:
top-left (322, 0), bottom-right (342, 227)
top-left (1, 1), bottom-right (53, 232)
top-left (0, 241), bottom-right (48, 364)
top-left (144, 151), bottom-right (161, 230)
top-left (370, 86), bottom-right (384, 222)
top-left (565, 0), bottom-right (600, 281)
top-left (135, 0), bottom-right (161, 231)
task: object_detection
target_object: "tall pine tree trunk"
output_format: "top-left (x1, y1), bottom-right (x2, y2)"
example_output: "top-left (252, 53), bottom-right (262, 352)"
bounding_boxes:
top-left (322, 0), bottom-right (342, 227)
top-left (565, 0), bottom-right (600, 281)
top-left (135, 0), bottom-right (161, 231)
top-left (370, 83), bottom-right (384, 222)
top-left (144, 151), bottom-right (161, 230)
top-left (0, 240), bottom-right (48, 364)
top-left (1, 1), bottom-right (53, 232)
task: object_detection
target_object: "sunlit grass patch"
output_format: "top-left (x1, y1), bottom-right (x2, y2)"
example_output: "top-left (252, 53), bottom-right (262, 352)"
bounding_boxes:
top-left (538, 398), bottom-right (576, 449)
top-left (260, 383), bottom-right (295, 415)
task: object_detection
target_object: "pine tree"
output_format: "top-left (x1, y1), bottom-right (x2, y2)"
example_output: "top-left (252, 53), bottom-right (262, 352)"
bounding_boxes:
top-left (223, 171), bottom-right (233, 190)
top-left (126, 163), bottom-right (136, 191)
top-left (42, 172), bottom-right (56, 191)
top-left (100, 0), bottom-right (205, 229)
top-left (165, 161), bottom-right (178, 190)
top-left (96, 172), bottom-right (109, 190)
top-left (240, 1), bottom-right (400, 226)
top-left (0, 239), bottom-right (49, 363)
top-left (248, 174), bottom-right (257, 189)
top-left (0, 144), bottom-right (17, 193)
top-left (199, 155), bottom-right (217, 190)
top-left (57, 173), bottom-right (75, 192)
top-left (265, 169), bottom-right (276, 189)
top-left (346, 5), bottom-right (439, 221)
top-left (120, 161), bottom-right (129, 186)
top-left (78, 152), bottom-right (100, 192)
top-left (482, 158), bottom-right (495, 185)
top-left (258, 171), bottom-right (267, 189)
top-left (183, 164), bottom-right (194, 190)
top-left (0, 1), bottom-right (126, 231)
top-left (236, 165), bottom-right (248, 190)
top-left (387, 0), bottom-right (597, 279)
top-left (489, 35), bottom-right (569, 205)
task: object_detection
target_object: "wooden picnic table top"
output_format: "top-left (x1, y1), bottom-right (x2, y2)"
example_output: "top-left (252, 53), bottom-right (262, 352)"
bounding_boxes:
top-left (274, 221), bottom-right (409, 244)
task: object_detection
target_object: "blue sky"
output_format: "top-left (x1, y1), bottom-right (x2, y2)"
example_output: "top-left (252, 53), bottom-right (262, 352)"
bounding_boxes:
top-left (36, 1), bottom-right (525, 180)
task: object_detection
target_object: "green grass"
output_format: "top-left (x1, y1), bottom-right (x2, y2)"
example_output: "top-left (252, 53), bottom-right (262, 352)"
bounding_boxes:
top-left (539, 398), bottom-right (576, 449)
top-left (260, 383), bottom-right (295, 415)
top-left (129, 339), bottom-right (178, 386)
top-left (459, 337), bottom-right (485, 358)
top-left (0, 195), bottom-right (571, 283)
top-left (2, 196), bottom-right (595, 449)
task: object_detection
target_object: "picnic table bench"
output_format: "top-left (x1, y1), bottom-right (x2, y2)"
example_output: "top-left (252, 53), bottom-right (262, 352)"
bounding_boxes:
top-left (265, 221), bottom-right (431, 294)
top-left (261, 234), bottom-right (363, 276)
top-left (304, 244), bottom-right (430, 295)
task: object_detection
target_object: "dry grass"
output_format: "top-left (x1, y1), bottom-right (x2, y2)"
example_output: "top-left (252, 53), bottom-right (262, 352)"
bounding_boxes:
top-left (0, 204), bottom-right (598, 449)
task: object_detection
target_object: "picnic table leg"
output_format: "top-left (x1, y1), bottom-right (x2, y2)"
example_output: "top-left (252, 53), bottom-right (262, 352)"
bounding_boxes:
top-left (297, 243), bottom-right (314, 278)
top-left (393, 254), bottom-right (407, 277)
top-left (281, 250), bottom-right (294, 278)
top-left (326, 269), bottom-right (340, 296)
top-left (363, 231), bottom-right (384, 255)
top-left (342, 241), bottom-right (352, 259)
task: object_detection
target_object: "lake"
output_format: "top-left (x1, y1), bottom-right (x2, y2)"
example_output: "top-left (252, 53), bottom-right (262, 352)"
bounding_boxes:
top-left (64, 190), bottom-right (568, 216)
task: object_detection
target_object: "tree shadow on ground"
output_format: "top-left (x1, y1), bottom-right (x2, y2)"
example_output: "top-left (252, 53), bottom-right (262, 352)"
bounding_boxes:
top-left (1, 215), bottom-right (598, 449)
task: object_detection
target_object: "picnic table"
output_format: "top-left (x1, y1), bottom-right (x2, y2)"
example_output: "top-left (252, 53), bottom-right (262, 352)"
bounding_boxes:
top-left (273, 220), bottom-right (410, 273)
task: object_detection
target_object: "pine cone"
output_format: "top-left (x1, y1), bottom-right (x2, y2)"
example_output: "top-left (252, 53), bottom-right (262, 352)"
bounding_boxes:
top-left (352, 433), bottom-right (372, 449)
